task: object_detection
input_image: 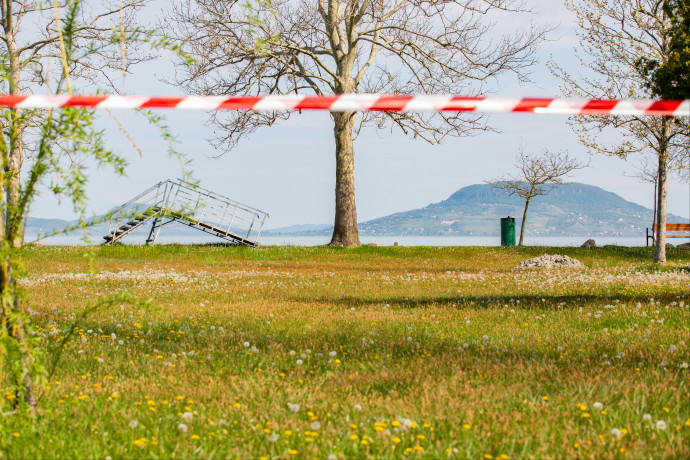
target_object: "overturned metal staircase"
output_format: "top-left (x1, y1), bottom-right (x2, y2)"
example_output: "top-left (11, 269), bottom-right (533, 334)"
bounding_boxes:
top-left (103, 179), bottom-right (268, 246)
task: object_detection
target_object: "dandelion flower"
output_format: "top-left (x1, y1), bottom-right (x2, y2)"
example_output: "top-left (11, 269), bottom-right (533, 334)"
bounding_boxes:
top-left (656, 420), bottom-right (667, 430)
top-left (129, 420), bottom-right (139, 429)
top-left (329, 351), bottom-right (337, 357)
top-left (593, 402), bottom-right (603, 411)
top-left (310, 421), bottom-right (322, 430)
top-left (268, 433), bottom-right (279, 443)
top-left (178, 423), bottom-right (188, 433)
top-left (287, 402), bottom-right (300, 412)
top-left (611, 428), bottom-right (621, 437)
top-left (296, 359), bottom-right (303, 365)
top-left (182, 411), bottom-right (194, 423)
top-left (643, 414), bottom-right (652, 422)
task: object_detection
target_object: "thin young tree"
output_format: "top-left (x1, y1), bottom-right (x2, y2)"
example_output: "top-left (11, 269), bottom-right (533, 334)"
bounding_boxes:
top-left (167, 0), bottom-right (550, 247)
top-left (486, 146), bottom-right (588, 246)
top-left (0, 0), bottom-right (166, 410)
top-left (1, 0), bottom-right (155, 246)
top-left (551, 0), bottom-right (690, 264)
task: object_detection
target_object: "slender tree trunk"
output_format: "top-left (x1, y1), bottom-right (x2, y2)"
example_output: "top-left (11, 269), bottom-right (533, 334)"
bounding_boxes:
top-left (652, 171), bottom-right (658, 241)
top-left (330, 112), bottom-right (360, 247)
top-left (519, 197), bottom-right (530, 246)
top-left (7, 29), bottom-right (24, 248)
top-left (1, 4), bottom-right (33, 407)
top-left (0, 257), bottom-right (36, 409)
top-left (653, 118), bottom-right (671, 264)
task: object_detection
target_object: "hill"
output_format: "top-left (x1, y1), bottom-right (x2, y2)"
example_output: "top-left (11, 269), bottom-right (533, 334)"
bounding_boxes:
top-left (286, 183), bottom-right (684, 237)
top-left (358, 183), bottom-right (683, 237)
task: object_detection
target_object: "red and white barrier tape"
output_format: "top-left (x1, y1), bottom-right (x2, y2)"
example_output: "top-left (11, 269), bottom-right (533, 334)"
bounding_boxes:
top-left (0, 94), bottom-right (688, 116)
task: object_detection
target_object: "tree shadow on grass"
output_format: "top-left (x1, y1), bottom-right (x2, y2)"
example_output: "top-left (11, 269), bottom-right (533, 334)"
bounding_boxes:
top-left (291, 292), bottom-right (690, 310)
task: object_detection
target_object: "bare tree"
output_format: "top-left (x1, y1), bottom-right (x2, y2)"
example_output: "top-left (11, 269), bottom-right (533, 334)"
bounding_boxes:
top-left (551, 0), bottom-right (690, 264)
top-left (1, 0), bottom-right (156, 246)
top-left (486, 146), bottom-right (588, 246)
top-left (167, 0), bottom-right (551, 247)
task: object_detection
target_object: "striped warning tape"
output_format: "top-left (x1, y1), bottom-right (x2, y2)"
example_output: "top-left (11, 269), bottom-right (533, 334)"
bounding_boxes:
top-left (0, 94), bottom-right (688, 116)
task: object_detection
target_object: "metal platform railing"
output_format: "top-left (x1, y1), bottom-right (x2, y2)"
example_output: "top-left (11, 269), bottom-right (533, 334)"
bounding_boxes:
top-left (104, 179), bottom-right (269, 246)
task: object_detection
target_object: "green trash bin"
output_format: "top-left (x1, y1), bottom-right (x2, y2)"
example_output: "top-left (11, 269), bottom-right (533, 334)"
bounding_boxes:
top-left (501, 217), bottom-right (516, 247)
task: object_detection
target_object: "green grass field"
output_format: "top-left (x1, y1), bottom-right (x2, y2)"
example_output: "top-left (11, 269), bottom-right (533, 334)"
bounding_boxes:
top-left (2, 245), bottom-right (689, 459)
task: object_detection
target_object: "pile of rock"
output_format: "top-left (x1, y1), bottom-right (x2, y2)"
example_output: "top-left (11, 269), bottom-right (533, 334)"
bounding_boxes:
top-left (516, 254), bottom-right (585, 269)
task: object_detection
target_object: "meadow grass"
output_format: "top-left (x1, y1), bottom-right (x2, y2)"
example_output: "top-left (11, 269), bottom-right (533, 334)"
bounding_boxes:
top-left (1, 244), bottom-right (689, 459)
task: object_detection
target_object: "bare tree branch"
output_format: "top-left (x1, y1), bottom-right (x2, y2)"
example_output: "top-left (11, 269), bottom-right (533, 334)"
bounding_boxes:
top-left (486, 145), bottom-right (589, 245)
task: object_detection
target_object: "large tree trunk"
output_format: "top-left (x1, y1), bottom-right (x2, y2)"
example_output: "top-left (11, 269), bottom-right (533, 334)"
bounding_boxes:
top-left (329, 112), bottom-right (360, 247)
top-left (519, 198), bottom-right (531, 246)
top-left (653, 118), bottom-right (671, 264)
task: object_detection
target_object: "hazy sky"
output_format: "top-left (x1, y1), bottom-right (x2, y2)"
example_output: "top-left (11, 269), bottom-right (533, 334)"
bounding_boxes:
top-left (30, 1), bottom-right (690, 228)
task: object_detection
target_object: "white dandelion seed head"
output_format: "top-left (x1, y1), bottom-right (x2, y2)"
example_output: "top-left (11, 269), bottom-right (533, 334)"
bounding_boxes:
top-left (610, 428), bottom-right (621, 437)
top-left (643, 414), bottom-right (652, 422)
top-left (181, 411), bottom-right (194, 423)
top-left (310, 421), bottom-right (322, 430)
top-left (289, 350), bottom-right (296, 356)
top-left (296, 359), bottom-right (303, 365)
top-left (354, 403), bottom-right (362, 411)
top-left (118, 340), bottom-right (124, 346)
top-left (129, 420), bottom-right (138, 429)
top-left (327, 455), bottom-right (337, 460)
top-left (287, 402), bottom-right (300, 412)
top-left (97, 358), bottom-right (104, 363)
top-left (268, 433), bottom-right (279, 443)
top-left (243, 342), bottom-right (250, 348)
top-left (656, 420), bottom-right (667, 430)
top-left (177, 423), bottom-right (188, 433)
top-left (329, 351), bottom-right (337, 357)
top-left (110, 333), bottom-right (116, 340)
top-left (593, 402), bottom-right (603, 411)
top-left (396, 416), bottom-right (413, 429)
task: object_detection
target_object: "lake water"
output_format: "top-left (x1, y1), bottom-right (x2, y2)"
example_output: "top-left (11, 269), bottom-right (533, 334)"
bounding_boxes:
top-left (25, 233), bottom-right (652, 247)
